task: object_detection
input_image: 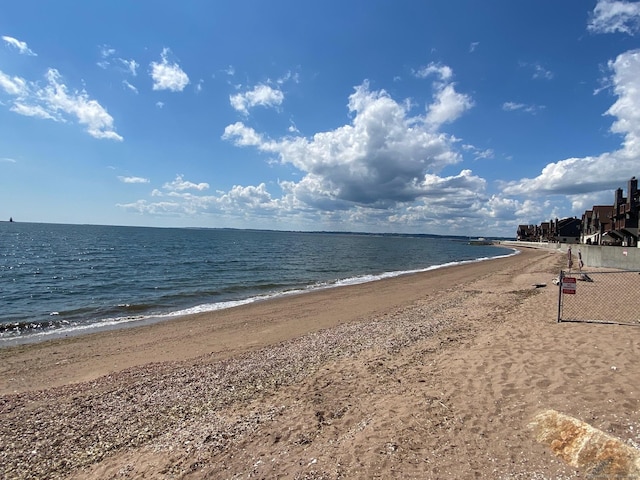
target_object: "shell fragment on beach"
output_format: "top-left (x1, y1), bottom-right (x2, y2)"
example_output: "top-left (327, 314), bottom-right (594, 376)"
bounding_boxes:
top-left (530, 409), bottom-right (640, 478)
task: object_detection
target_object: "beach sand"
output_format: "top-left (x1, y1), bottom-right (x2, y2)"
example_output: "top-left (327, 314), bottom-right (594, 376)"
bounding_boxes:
top-left (1, 247), bottom-right (640, 479)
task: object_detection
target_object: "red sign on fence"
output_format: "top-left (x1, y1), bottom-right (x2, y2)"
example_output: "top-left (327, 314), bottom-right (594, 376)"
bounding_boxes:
top-left (562, 277), bottom-right (577, 294)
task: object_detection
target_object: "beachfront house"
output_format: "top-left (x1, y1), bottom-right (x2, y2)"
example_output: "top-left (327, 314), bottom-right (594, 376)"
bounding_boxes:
top-left (539, 222), bottom-right (552, 241)
top-left (518, 176), bottom-right (640, 248)
top-left (552, 217), bottom-right (581, 244)
top-left (517, 224), bottom-right (538, 241)
top-left (610, 177), bottom-right (639, 247)
top-left (581, 205), bottom-right (615, 245)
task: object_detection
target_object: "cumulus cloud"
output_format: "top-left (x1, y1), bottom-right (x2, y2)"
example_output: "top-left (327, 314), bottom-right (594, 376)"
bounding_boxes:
top-left (118, 176), bottom-right (149, 184)
top-left (588, 0), bottom-right (640, 35)
top-left (2, 35), bottom-right (37, 56)
top-left (425, 83), bottom-right (474, 128)
top-left (605, 49), bottom-right (640, 145)
top-left (163, 174), bottom-right (209, 192)
top-left (0, 68), bottom-right (122, 140)
top-left (230, 84), bottom-right (284, 115)
top-left (224, 81), bottom-right (472, 208)
top-left (503, 49), bottom-right (640, 197)
top-left (413, 62), bottom-right (474, 128)
top-left (119, 74), bottom-right (526, 234)
top-left (150, 48), bottom-right (189, 92)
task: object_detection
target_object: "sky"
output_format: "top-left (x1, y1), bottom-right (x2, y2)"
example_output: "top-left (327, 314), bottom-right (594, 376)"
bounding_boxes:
top-left (1, 0), bottom-right (640, 236)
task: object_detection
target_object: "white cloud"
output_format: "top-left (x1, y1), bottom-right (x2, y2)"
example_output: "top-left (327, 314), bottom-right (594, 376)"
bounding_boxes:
top-left (220, 184), bottom-right (275, 208)
top-left (163, 174), bottom-right (209, 191)
top-left (0, 68), bottom-right (122, 141)
top-left (123, 80), bottom-right (138, 94)
top-left (222, 122), bottom-right (264, 146)
top-left (42, 69), bottom-right (122, 140)
top-left (425, 83), bottom-right (474, 128)
top-left (463, 144), bottom-right (495, 160)
top-left (413, 62), bottom-right (453, 81)
top-left (2, 35), bottom-right (37, 56)
top-left (502, 101), bottom-right (545, 114)
top-left (97, 46), bottom-right (138, 77)
top-left (605, 49), bottom-right (640, 144)
top-left (518, 61), bottom-right (554, 80)
top-left (503, 49), bottom-right (640, 198)
top-left (118, 176), bottom-right (149, 184)
top-left (97, 45), bottom-right (116, 69)
top-left (288, 121), bottom-right (300, 134)
top-left (99, 45), bottom-right (116, 58)
top-left (0, 71), bottom-right (28, 96)
top-left (503, 102), bottom-right (525, 111)
top-left (225, 81), bottom-right (470, 207)
top-left (588, 0), bottom-right (640, 35)
top-left (411, 63), bottom-right (474, 129)
top-left (150, 48), bottom-right (189, 92)
top-left (532, 63), bottom-right (554, 80)
top-left (10, 102), bottom-right (56, 120)
top-left (121, 59), bottom-right (138, 76)
top-left (156, 101), bottom-right (164, 109)
top-left (116, 199), bottom-right (185, 216)
top-left (277, 70), bottom-right (300, 85)
top-left (0, 157), bottom-right (17, 163)
top-left (230, 84), bottom-right (284, 115)
top-left (120, 76), bottom-right (531, 234)
top-left (568, 191), bottom-right (614, 213)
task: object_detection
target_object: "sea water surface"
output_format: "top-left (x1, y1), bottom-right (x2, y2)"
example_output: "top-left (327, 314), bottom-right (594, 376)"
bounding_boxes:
top-left (0, 222), bottom-right (513, 346)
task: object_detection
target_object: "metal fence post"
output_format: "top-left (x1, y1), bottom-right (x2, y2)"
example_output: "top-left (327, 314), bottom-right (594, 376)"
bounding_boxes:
top-left (557, 270), bottom-right (564, 323)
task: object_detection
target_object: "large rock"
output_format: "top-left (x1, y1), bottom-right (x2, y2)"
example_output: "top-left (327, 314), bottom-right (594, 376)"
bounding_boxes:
top-left (531, 409), bottom-right (640, 478)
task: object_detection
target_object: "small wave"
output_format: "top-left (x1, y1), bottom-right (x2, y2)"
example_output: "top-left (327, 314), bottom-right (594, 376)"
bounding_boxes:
top-left (116, 303), bottom-right (154, 313)
top-left (0, 318), bottom-right (72, 336)
top-left (1, 247), bottom-right (518, 348)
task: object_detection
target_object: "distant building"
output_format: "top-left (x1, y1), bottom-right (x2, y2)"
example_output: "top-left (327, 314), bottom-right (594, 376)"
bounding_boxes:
top-left (611, 177), bottom-right (638, 247)
top-left (552, 217), bottom-right (581, 244)
top-left (516, 224), bottom-right (537, 241)
top-left (581, 205), bottom-right (615, 245)
top-left (516, 176), bottom-right (640, 247)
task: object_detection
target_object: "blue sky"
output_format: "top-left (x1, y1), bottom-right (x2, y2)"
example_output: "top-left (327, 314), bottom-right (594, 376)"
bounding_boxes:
top-left (1, 0), bottom-right (640, 236)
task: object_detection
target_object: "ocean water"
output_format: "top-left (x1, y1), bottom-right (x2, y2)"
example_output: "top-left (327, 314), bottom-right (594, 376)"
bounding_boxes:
top-left (0, 222), bottom-right (513, 346)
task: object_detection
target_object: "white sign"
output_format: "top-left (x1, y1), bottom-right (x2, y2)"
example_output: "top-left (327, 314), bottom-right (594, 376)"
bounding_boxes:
top-left (562, 277), bottom-right (576, 294)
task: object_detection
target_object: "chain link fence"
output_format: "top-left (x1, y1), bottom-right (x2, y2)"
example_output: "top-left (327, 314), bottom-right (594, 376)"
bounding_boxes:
top-left (557, 269), bottom-right (640, 325)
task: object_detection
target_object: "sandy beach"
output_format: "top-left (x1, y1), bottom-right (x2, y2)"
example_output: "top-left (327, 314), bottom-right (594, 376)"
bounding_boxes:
top-left (2, 247), bottom-right (640, 479)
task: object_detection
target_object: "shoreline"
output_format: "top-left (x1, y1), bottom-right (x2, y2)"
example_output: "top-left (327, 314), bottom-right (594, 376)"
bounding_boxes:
top-left (0, 245), bottom-right (517, 349)
top-left (3, 246), bottom-right (640, 479)
top-left (1, 247), bottom-right (524, 395)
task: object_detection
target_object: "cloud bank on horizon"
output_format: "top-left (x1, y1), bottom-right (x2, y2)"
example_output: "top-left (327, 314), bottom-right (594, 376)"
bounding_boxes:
top-left (1, 1), bottom-right (640, 236)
